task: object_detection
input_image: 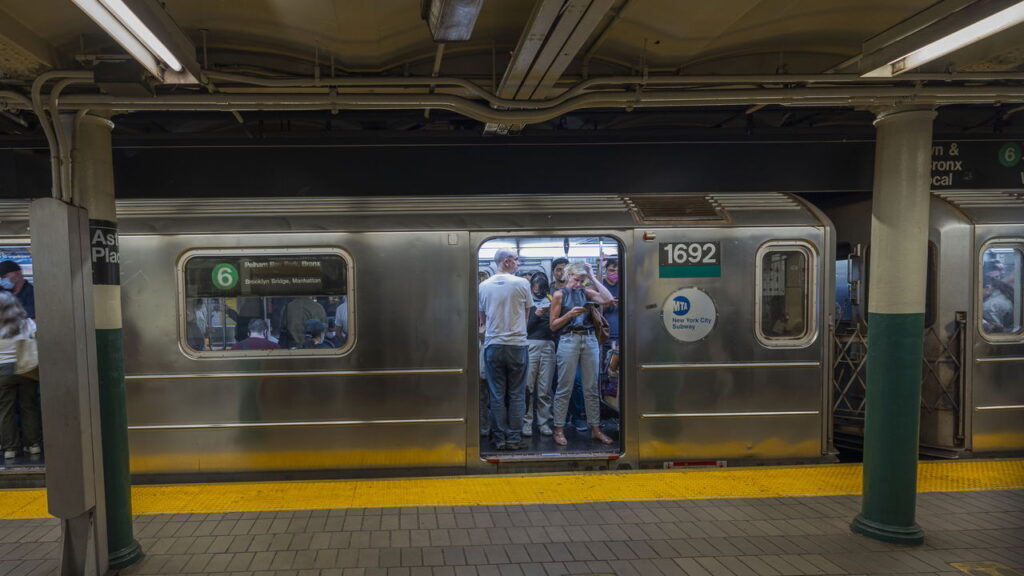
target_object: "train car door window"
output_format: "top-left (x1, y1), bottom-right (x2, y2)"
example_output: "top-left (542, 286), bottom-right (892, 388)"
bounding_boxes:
top-left (756, 242), bottom-right (817, 347)
top-left (178, 248), bottom-right (353, 357)
top-left (477, 236), bottom-right (622, 460)
top-left (979, 243), bottom-right (1023, 339)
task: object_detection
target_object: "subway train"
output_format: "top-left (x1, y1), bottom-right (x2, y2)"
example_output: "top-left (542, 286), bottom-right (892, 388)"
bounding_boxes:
top-left (0, 191), bottom-right (1019, 479)
top-left (2, 190), bottom-right (1015, 477)
top-left (827, 189), bottom-right (1024, 458)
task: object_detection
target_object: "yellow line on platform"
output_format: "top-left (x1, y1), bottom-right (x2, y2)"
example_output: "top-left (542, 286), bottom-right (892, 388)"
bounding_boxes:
top-left (2, 459), bottom-right (1022, 520)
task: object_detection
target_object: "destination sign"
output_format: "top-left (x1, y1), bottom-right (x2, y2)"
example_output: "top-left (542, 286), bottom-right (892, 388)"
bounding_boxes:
top-left (187, 254), bottom-right (347, 298)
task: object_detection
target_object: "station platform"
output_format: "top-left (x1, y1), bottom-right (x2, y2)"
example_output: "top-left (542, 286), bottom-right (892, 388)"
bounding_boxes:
top-left (0, 460), bottom-right (1022, 576)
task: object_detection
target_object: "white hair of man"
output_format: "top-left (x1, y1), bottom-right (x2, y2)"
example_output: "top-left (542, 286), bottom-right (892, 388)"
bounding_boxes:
top-left (493, 249), bottom-right (518, 266)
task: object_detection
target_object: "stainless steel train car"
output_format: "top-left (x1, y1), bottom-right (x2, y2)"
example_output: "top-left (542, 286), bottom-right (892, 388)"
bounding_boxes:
top-left (1, 193), bottom-right (836, 477)
top-left (828, 190), bottom-right (1024, 457)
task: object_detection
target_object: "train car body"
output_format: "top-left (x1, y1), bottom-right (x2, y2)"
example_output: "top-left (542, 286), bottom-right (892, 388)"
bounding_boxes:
top-left (1, 193), bottom-right (835, 477)
top-left (828, 190), bottom-right (1024, 457)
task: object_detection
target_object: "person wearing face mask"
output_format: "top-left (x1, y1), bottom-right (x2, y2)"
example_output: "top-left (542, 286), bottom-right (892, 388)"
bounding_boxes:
top-left (523, 272), bottom-right (558, 438)
top-left (0, 261), bottom-right (34, 320)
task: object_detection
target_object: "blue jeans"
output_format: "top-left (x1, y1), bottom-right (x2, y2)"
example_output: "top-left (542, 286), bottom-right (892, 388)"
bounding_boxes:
top-left (484, 344), bottom-right (529, 445)
top-left (554, 332), bottom-right (600, 428)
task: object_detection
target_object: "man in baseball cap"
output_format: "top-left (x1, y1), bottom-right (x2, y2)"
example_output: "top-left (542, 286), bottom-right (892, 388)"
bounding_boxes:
top-left (0, 260), bottom-right (34, 319)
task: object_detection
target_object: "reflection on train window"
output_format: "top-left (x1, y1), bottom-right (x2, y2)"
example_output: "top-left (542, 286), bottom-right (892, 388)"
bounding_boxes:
top-left (757, 242), bottom-right (816, 346)
top-left (180, 249), bottom-right (352, 355)
top-left (980, 245), bottom-right (1023, 338)
top-left (477, 236), bottom-right (622, 459)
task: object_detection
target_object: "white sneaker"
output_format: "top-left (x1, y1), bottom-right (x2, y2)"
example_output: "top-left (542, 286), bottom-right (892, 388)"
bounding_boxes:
top-left (3, 450), bottom-right (16, 460)
top-left (26, 444), bottom-right (41, 455)
top-left (522, 426), bottom-right (533, 437)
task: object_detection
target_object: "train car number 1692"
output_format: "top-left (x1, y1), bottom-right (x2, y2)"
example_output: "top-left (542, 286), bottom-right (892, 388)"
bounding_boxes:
top-left (659, 242), bottom-right (720, 266)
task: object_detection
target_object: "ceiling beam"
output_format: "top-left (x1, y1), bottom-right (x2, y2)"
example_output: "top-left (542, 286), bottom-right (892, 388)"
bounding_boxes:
top-left (0, 8), bottom-right (58, 78)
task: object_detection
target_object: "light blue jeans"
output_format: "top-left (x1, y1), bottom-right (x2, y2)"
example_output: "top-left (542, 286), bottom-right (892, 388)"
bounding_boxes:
top-left (524, 339), bottom-right (556, 433)
top-left (553, 332), bottom-right (600, 428)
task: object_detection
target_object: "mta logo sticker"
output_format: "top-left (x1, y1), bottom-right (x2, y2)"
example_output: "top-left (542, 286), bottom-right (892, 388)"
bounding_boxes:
top-left (673, 296), bottom-right (691, 316)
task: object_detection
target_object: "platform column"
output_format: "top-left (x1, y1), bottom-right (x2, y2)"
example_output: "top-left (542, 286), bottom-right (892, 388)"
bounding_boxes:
top-left (73, 112), bottom-right (143, 569)
top-left (851, 106), bottom-right (935, 545)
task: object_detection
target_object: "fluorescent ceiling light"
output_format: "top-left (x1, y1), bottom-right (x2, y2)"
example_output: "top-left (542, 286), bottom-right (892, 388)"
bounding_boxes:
top-left (864, 1), bottom-right (1024, 77)
top-left (72, 0), bottom-right (182, 78)
top-left (100, 0), bottom-right (183, 71)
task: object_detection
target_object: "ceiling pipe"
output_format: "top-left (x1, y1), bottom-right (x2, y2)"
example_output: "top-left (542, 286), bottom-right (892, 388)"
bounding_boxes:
top-left (50, 86), bottom-right (1024, 125)
top-left (30, 71), bottom-right (94, 200)
top-left (201, 70), bottom-right (1024, 109)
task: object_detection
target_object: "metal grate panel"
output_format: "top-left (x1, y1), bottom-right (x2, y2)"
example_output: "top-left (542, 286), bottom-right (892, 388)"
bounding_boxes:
top-left (625, 194), bottom-right (723, 222)
top-left (934, 190), bottom-right (1024, 208)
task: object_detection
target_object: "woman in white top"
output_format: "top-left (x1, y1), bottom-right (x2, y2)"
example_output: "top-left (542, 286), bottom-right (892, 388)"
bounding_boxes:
top-left (0, 291), bottom-right (41, 460)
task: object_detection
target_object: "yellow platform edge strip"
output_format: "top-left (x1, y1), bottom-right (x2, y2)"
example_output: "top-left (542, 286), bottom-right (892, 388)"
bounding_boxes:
top-left (2, 459), bottom-right (1022, 520)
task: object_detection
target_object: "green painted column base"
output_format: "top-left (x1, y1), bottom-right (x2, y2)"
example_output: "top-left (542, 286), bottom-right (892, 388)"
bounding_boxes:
top-left (96, 328), bottom-right (143, 569)
top-left (109, 539), bottom-right (144, 570)
top-left (851, 514), bottom-right (924, 545)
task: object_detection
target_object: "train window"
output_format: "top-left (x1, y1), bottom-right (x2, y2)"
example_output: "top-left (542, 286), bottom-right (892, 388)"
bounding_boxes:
top-left (979, 243), bottom-right (1023, 339)
top-left (756, 241), bottom-right (816, 347)
top-left (178, 248), bottom-right (353, 356)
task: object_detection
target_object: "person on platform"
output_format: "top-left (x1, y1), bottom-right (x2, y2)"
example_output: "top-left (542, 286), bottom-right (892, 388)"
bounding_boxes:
top-left (478, 249), bottom-right (531, 450)
top-left (0, 292), bottom-right (41, 460)
top-left (0, 261), bottom-right (34, 319)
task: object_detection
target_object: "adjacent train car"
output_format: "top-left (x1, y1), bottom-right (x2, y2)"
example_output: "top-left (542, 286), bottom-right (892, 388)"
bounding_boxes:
top-left (828, 190), bottom-right (1024, 457)
top-left (1, 193), bottom-right (835, 477)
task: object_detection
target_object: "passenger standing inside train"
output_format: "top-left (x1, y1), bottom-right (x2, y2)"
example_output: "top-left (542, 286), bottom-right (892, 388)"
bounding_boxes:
top-left (550, 262), bottom-right (614, 446)
top-left (600, 259), bottom-right (621, 413)
top-left (0, 261), bottom-right (34, 319)
top-left (333, 294), bottom-right (349, 345)
top-left (551, 258), bottom-right (569, 292)
top-left (0, 292), bottom-right (42, 460)
top-left (283, 296), bottom-right (327, 349)
top-left (523, 272), bottom-right (557, 438)
top-left (478, 250), bottom-right (531, 451)
top-left (982, 276), bottom-right (1013, 333)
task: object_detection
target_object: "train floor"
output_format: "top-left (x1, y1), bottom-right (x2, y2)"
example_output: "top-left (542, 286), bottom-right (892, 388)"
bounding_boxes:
top-left (0, 460), bottom-right (1021, 576)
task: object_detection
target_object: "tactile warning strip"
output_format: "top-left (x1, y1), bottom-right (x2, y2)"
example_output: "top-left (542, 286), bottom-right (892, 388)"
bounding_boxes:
top-left (1, 459), bottom-right (1021, 519)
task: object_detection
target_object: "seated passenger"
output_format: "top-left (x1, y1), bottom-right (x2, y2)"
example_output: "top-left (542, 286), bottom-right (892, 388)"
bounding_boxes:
top-left (231, 319), bottom-right (279, 350)
top-left (304, 318), bottom-right (334, 349)
top-left (983, 277), bottom-right (1013, 333)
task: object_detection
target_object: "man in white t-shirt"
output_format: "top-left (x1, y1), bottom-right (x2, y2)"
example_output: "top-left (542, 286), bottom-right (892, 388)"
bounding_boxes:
top-left (478, 249), bottom-right (531, 450)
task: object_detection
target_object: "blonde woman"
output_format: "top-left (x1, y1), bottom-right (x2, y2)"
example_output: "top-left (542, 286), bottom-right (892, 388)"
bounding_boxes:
top-left (0, 291), bottom-right (41, 460)
top-left (548, 261), bottom-right (614, 446)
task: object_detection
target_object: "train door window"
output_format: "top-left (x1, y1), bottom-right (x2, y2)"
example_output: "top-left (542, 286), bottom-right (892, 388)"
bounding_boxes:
top-left (178, 248), bottom-right (353, 356)
top-left (756, 241), bottom-right (817, 347)
top-left (477, 236), bottom-right (622, 460)
top-left (979, 243), bottom-right (1023, 339)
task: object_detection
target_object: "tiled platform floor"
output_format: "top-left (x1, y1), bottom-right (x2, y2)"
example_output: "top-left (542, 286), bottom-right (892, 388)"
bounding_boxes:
top-left (0, 490), bottom-right (1021, 576)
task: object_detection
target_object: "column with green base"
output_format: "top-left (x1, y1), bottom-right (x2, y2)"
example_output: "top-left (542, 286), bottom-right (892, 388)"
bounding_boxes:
top-left (74, 113), bottom-right (143, 569)
top-left (850, 107), bottom-right (936, 546)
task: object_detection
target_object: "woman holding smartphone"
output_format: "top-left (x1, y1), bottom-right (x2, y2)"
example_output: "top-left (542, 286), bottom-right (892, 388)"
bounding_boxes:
top-left (549, 261), bottom-right (614, 446)
top-left (523, 272), bottom-right (558, 438)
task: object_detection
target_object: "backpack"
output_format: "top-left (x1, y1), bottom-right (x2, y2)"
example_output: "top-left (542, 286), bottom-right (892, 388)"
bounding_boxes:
top-left (590, 303), bottom-right (611, 347)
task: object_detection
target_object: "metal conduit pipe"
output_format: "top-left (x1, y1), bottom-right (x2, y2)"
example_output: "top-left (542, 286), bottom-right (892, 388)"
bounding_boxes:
top-left (50, 77), bottom-right (94, 202)
top-left (0, 90), bottom-right (33, 110)
top-left (54, 86), bottom-right (1024, 125)
top-left (31, 71), bottom-right (95, 199)
top-left (202, 70), bottom-right (1024, 110)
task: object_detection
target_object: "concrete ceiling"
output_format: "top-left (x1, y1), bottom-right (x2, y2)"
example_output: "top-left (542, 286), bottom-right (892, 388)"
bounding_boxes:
top-left (0, 0), bottom-right (1022, 137)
